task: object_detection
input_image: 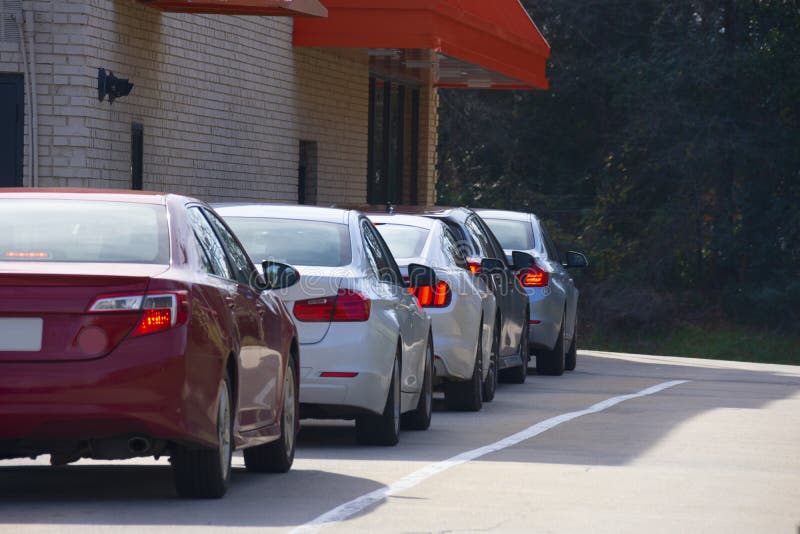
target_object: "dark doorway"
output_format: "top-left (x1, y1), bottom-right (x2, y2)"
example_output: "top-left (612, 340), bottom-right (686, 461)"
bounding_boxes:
top-left (131, 122), bottom-right (143, 190)
top-left (298, 140), bottom-right (318, 205)
top-left (0, 74), bottom-right (24, 187)
top-left (367, 78), bottom-right (419, 205)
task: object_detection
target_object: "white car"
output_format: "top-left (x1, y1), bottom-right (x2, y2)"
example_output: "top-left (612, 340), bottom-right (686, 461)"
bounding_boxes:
top-left (214, 204), bottom-right (434, 446)
top-left (369, 214), bottom-right (498, 411)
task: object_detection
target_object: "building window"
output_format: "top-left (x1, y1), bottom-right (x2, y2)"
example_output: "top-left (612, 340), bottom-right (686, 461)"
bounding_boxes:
top-left (367, 78), bottom-right (420, 205)
top-left (131, 122), bottom-right (143, 190)
top-left (0, 74), bottom-right (24, 188)
top-left (299, 140), bottom-right (318, 205)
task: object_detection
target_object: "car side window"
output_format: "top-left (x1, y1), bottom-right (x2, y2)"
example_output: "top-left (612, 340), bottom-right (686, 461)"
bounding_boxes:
top-left (541, 225), bottom-right (561, 263)
top-left (203, 209), bottom-right (256, 287)
top-left (465, 216), bottom-right (493, 259)
top-left (187, 207), bottom-right (232, 279)
top-left (361, 219), bottom-right (400, 285)
top-left (442, 219), bottom-right (473, 258)
top-left (193, 235), bottom-right (216, 275)
top-left (442, 228), bottom-right (468, 269)
top-left (370, 224), bottom-right (404, 286)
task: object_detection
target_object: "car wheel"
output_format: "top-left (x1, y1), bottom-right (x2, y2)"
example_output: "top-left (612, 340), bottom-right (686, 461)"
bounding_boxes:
top-left (445, 329), bottom-right (483, 412)
top-left (538, 312), bottom-right (566, 376)
top-left (482, 318), bottom-right (500, 402)
top-left (243, 353), bottom-right (298, 473)
top-left (402, 332), bottom-right (433, 431)
top-left (500, 313), bottom-right (529, 384)
top-left (356, 350), bottom-right (401, 446)
top-left (565, 319), bottom-right (577, 371)
top-left (172, 370), bottom-right (233, 499)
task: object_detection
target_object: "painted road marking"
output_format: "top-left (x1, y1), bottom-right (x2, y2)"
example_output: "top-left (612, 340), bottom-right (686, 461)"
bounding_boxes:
top-left (290, 379), bottom-right (689, 534)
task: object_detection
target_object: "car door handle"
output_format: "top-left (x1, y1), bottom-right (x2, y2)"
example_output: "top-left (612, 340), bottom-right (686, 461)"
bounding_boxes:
top-left (255, 303), bottom-right (267, 316)
top-left (224, 296), bottom-right (236, 310)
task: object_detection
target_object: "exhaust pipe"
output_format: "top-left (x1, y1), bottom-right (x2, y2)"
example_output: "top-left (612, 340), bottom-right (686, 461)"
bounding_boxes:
top-left (128, 436), bottom-right (152, 455)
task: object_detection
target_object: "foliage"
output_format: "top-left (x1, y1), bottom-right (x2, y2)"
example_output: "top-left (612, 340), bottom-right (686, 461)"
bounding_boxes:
top-left (438, 0), bottom-right (800, 334)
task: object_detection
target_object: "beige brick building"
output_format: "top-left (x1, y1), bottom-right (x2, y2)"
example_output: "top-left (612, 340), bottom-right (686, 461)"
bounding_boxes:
top-left (0, 0), bottom-right (549, 206)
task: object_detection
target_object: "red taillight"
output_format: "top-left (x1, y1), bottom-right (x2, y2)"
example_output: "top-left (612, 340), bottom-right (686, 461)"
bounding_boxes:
top-left (134, 308), bottom-right (172, 335)
top-left (292, 297), bottom-right (334, 322)
top-left (293, 289), bottom-right (371, 322)
top-left (517, 266), bottom-right (549, 287)
top-left (467, 259), bottom-right (481, 274)
top-left (409, 281), bottom-right (451, 308)
top-left (88, 291), bottom-right (189, 337)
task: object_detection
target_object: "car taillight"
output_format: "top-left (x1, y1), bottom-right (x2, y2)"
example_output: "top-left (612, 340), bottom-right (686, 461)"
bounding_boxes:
top-left (293, 289), bottom-right (371, 322)
top-left (88, 291), bottom-right (189, 336)
top-left (408, 281), bottom-right (452, 308)
top-left (467, 259), bottom-right (481, 274)
top-left (517, 266), bottom-right (549, 287)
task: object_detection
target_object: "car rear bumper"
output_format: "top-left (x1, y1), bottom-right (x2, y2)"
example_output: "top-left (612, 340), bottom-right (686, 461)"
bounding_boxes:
top-left (526, 288), bottom-right (562, 351)
top-left (0, 329), bottom-right (221, 456)
top-left (298, 323), bottom-right (395, 417)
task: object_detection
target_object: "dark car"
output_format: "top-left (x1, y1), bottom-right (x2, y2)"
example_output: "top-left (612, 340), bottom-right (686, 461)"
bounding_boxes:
top-left (0, 189), bottom-right (300, 499)
top-left (374, 206), bottom-right (532, 387)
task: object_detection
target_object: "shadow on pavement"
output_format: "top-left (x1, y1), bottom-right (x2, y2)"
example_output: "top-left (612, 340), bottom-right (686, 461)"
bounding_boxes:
top-left (0, 463), bottom-right (384, 527)
top-left (1, 352), bottom-right (798, 528)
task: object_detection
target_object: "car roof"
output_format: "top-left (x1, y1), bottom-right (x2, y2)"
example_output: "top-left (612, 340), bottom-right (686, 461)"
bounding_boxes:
top-left (367, 213), bottom-right (438, 230)
top-left (0, 187), bottom-right (169, 205)
top-left (212, 203), bottom-right (352, 225)
top-left (345, 204), bottom-right (473, 218)
top-left (473, 209), bottom-right (533, 222)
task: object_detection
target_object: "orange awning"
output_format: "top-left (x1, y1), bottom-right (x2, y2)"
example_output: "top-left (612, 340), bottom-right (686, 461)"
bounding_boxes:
top-left (137, 0), bottom-right (327, 17)
top-left (294, 0), bottom-right (550, 90)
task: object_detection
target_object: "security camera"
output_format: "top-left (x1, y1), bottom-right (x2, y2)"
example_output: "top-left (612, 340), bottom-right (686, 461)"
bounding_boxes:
top-left (98, 68), bottom-right (133, 104)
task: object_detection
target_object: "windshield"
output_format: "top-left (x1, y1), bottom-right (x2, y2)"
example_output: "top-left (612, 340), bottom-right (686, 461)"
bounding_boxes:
top-left (0, 199), bottom-right (169, 264)
top-left (374, 224), bottom-right (430, 259)
top-left (224, 217), bottom-right (352, 267)
top-left (482, 218), bottom-right (535, 251)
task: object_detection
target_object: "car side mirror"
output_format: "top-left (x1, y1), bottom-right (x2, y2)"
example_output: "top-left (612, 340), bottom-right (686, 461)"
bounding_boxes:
top-left (563, 251), bottom-right (588, 269)
top-left (480, 258), bottom-right (505, 275)
top-left (407, 263), bottom-right (437, 288)
top-left (512, 251), bottom-right (535, 270)
top-left (262, 261), bottom-right (300, 290)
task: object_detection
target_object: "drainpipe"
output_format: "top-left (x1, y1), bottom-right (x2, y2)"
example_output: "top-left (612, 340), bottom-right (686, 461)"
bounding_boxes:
top-left (26, 10), bottom-right (38, 187)
top-left (13, 12), bottom-right (33, 187)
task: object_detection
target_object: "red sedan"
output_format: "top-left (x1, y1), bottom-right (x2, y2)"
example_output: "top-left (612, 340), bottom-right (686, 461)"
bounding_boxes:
top-left (0, 189), bottom-right (300, 498)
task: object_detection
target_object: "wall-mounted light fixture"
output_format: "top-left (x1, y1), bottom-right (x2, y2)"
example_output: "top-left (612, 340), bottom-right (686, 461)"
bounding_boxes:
top-left (97, 68), bottom-right (133, 104)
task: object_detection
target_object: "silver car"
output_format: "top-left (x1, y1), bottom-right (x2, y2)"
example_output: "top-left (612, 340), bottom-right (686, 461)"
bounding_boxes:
top-left (370, 214), bottom-right (498, 411)
top-left (215, 204), bottom-right (434, 446)
top-left (476, 209), bottom-right (588, 375)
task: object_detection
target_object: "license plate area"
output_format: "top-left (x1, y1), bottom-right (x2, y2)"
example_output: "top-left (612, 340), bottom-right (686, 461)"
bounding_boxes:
top-left (0, 318), bottom-right (44, 351)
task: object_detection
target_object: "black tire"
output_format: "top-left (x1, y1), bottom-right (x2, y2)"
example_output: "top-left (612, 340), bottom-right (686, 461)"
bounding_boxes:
top-left (243, 353), bottom-right (298, 473)
top-left (482, 318), bottom-right (500, 402)
top-left (538, 313), bottom-right (566, 376)
top-left (565, 320), bottom-right (577, 371)
top-left (402, 332), bottom-right (433, 431)
top-left (500, 314), bottom-right (529, 384)
top-left (172, 370), bottom-right (233, 499)
top-left (445, 329), bottom-right (483, 412)
top-left (356, 352), bottom-right (401, 446)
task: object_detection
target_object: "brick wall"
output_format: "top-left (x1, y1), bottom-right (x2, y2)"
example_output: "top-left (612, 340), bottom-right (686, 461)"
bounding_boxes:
top-left (0, 0), bottom-right (373, 203)
top-left (0, 0), bottom-right (437, 205)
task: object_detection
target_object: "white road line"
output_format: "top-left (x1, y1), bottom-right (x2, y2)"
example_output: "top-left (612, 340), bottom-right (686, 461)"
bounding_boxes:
top-left (290, 379), bottom-right (689, 534)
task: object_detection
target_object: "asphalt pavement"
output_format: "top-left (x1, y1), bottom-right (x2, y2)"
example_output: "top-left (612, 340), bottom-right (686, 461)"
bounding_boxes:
top-left (1, 351), bottom-right (799, 534)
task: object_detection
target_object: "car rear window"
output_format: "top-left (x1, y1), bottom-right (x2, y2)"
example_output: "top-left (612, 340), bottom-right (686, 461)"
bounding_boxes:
top-left (224, 217), bottom-right (352, 267)
top-left (482, 218), bottom-right (535, 250)
top-left (374, 224), bottom-right (430, 259)
top-left (0, 199), bottom-right (169, 264)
